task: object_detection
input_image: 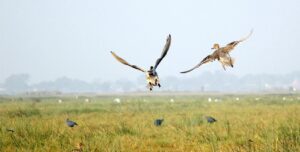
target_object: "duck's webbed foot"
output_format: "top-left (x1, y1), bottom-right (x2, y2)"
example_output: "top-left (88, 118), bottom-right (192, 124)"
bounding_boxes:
top-left (148, 82), bottom-right (153, 91)
top-left (222, 65), bottom-right (226, 70)
top-left (230, 59), bottom-right (234, 67)
top-left (154, 79), bottom-right (161, 87)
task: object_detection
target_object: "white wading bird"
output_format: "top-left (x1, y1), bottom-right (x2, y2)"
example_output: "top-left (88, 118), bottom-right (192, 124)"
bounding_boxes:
top-left (181, 30), bottom-right (253, 73)
top-left (111, 34), bottom-right (171, 91)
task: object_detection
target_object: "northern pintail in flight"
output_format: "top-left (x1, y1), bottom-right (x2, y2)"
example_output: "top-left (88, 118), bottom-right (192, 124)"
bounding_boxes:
top-left (181, 30), bottom-right (253, 73)
top-left (111, 34), bottom-right (171, 91)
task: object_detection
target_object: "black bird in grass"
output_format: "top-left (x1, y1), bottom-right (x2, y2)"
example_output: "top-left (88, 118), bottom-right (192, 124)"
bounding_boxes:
top-left (204, 116), bottom-right (217, 123)
top-left (66, 118), bottom-right (78, 127)
top-left (6, 128), bottom-right (15, 133)
top-left (154, 119), bottom-right (164, 126)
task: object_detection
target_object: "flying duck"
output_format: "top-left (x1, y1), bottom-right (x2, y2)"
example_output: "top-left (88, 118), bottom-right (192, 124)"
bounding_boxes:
top-left (111, 34), bottom-right (171, 91)
top-left (181, 30), bottom-right (253, 73)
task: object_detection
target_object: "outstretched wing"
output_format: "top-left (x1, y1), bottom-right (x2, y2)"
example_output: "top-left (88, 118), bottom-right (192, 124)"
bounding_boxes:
top-left (180, 55), bottom-right (214, 73)
top-left (224, 29), bottom-right (253, 53)
top-left (238, 29), bottom-right (253, 42)
top-left (110, 51), bottom-right (146, 73)
top-left (153, 34), bottom-right (171, 70)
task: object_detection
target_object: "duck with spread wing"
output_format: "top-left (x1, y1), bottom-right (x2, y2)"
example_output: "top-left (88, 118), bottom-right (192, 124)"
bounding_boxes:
top-left (181, 30), bottom-right (253, 73)
top-left (111, 34), bottom-right (171, 91)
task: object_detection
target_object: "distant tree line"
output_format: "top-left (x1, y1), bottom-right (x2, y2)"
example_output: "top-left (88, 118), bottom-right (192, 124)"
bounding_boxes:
top-left (0, 71), bottom-right (299, 94)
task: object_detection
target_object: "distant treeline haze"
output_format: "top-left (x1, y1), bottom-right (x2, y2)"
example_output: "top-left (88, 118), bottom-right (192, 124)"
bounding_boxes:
top-left (0, 71), bottom-right (300, 94)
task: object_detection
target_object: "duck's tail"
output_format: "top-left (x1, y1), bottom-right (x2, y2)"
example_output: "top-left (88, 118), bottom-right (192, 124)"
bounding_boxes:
top-left (220, 57), bottom-right (235, 67)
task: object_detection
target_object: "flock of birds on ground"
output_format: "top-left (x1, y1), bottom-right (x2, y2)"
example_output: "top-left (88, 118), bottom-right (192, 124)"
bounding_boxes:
top-left (66, 115), bottom-right (216, 128)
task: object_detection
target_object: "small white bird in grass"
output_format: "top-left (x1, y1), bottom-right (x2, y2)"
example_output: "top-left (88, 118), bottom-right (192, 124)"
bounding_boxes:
top-left (214, 99), bottom-right (220, 102)
top-left (58, 99), bottom-right (62, 103)
top-left (255, 97), bottom-right (260, 101)
top-left (111, 35), bottom-right (171, 91)
top-left (282, 97), bottom-right (286, 101)
top-left (84, 98), bottom-right (90, 103)
top-left (235, 97), bottom-right (240, 101)
top-left (170, 98), bottom-right (175, 103)
top-left (181, 30), bottom-right (253, 73)
top-left (208, 98), bottom-right (212, 102)
top-left (114, 98), bottom-right (121, 103)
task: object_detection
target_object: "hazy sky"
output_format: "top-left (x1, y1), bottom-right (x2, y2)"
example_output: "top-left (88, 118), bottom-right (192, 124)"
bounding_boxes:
top-left (1, 0), bottom-right (300, 83)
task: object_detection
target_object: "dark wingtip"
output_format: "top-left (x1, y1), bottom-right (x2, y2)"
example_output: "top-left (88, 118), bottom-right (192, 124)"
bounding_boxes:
top-left (110, 51), bottom-right (116, 56)
top-left (167, 34), bottom-right (171, 40)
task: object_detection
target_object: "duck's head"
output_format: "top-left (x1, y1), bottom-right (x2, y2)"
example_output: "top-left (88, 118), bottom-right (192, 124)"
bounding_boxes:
top-left (211, 43), bottom-right (220, 50)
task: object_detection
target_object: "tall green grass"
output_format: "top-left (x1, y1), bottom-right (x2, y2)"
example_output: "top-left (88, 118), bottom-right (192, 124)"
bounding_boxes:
top-left (0, 94), bottom-right (299, 151)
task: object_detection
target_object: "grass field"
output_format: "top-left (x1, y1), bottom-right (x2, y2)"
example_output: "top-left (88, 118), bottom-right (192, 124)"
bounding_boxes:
top-left (0, 93), bottom-right (300, 152)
